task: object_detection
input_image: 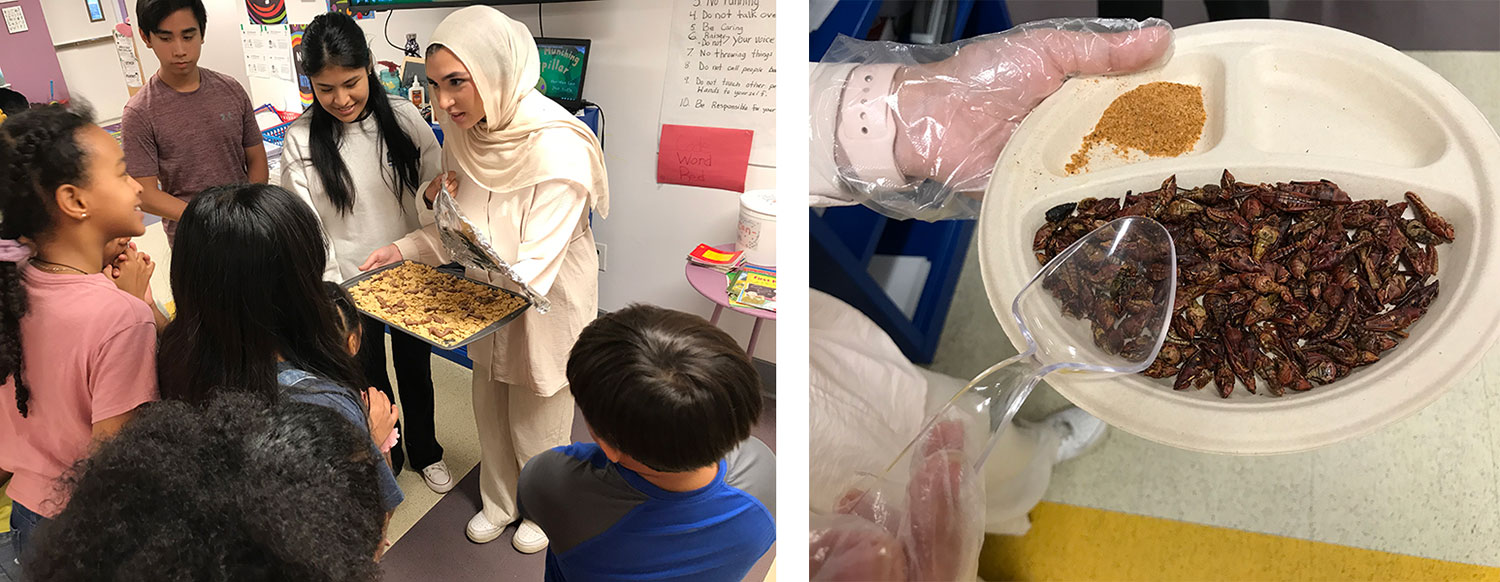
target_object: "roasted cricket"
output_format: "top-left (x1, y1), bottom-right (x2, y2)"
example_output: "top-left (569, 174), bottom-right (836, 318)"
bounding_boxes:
top-left (1033, 171), bottom-right (1453, 397)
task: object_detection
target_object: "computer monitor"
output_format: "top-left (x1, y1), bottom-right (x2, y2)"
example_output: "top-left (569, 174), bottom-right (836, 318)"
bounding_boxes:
top-left (535, 37), bottom-right (590, 111)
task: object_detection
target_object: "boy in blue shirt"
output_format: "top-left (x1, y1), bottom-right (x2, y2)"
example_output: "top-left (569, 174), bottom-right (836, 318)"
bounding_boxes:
top-left (518, 305), bottom-right (775, 582)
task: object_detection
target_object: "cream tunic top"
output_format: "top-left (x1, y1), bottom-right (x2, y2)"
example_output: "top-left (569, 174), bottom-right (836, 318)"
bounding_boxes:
top-left (395, 147), bottom-right (597, 397)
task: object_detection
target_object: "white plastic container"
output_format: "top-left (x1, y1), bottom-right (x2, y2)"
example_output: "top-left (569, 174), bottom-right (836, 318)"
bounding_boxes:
top-left (979, 20), bottom-right (1500, 455)
top-left (738, 189), bottom-right (777, 267)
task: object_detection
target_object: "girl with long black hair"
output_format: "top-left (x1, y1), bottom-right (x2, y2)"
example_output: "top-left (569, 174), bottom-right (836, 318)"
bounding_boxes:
top-left (279, 11), bottom-right (451, 491)
top-left (155, 183), bottom-right (405, 517)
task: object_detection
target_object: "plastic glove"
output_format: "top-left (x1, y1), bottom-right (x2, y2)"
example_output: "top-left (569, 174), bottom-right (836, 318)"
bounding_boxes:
top-left (811, 418), bottom-right (985, 581)
top-left (817, 18), bottom-right (1174, 221)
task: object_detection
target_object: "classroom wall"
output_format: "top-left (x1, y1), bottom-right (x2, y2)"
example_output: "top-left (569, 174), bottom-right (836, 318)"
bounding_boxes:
top-left (121, 0), bottom-right (778, 363)
top-left (0, 0), bottom-right (69, 104)
top-left (40, 0), bottom-right (132, 123)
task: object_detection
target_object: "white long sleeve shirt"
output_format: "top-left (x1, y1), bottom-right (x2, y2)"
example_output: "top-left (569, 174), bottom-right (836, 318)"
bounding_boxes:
top-left (278, 95), bottom-right (444, 282)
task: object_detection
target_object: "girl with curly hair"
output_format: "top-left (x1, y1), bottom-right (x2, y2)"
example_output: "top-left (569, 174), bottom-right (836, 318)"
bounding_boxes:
top-left (23, 394), bottom-right (389, 581)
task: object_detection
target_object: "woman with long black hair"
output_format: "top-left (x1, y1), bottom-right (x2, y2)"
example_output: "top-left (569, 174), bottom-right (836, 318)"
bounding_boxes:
top-left (279, 11), bottom-right (451, 492)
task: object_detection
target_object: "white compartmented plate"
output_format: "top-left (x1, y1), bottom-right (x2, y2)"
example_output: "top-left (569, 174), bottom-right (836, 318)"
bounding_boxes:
top-left (979, 20), bottom-right (1500, 455)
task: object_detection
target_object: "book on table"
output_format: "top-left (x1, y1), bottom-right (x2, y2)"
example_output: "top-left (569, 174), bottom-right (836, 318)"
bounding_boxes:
top-left (687, 243), bottom-right (745, 273)
top-left (726, 268), bottom-right (775, 312)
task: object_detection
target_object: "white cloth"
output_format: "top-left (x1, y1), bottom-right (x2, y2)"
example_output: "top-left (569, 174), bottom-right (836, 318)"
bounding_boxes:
top-left (810, 289), bottom-right (928, 514)
top-left (278, 95), bottom-right (443, 282)
top-left (810, 290), bottom-right (1058, 535)
top-left (429, 6), bottom-right (609, 220)
top-left (395, 158), bottom-right (596, 396)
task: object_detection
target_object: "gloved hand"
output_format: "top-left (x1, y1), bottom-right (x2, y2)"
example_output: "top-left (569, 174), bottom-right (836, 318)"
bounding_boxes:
top-left (819, 18), bottom-right (1174, 220)
top-left (810, 419), bottom-right (984, 581)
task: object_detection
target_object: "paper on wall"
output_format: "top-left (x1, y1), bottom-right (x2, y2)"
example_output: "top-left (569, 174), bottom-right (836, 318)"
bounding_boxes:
top-left (656, 124), bottom-right (753, 192)
top-left (658, 0), bottom-right (777, 167)
top-left (240, 25), bottom-right (265, 78)
top-left (112, 26), bottom-right (143, 89)
top-left (239, 24), bottom-right (294, 81)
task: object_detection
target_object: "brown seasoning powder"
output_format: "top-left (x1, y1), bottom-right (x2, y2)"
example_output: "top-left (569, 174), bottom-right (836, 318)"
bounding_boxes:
top-left (1066, 82), bottom-right (1206, 174)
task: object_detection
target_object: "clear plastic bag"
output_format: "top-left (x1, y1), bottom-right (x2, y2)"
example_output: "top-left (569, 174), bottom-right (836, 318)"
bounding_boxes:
top-left (811, 414), bottom-right (986, 581)
top-left (433, 184), bottom-right (551, 313)
top-left (812, 18), bottom-right (1173, 221)
top-left (811, 217), bottom-right (1176, 580)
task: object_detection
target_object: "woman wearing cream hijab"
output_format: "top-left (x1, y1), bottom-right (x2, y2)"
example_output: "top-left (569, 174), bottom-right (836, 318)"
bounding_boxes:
top-left (360, 6), bottom-right (608, 551)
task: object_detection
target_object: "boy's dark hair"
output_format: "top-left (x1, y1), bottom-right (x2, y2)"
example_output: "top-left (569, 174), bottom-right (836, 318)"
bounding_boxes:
top-left (135, 0), bottom-right (207, 35)
top-left (0, 105), bottom-right (96, 418)
top-left (566, 304), bottom-right (762, 473)
top-left (324, 281), bottom-right (361, 338)
top-left (22, 393), bottom-right (386, 581)
top-left (0, 88), bottom-right (29, 116)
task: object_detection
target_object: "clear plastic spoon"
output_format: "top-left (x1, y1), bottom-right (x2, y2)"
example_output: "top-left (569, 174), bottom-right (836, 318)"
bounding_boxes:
top-left (910, 215), bottom-right (1177, 473)
top-left (822, 217), bottom-right (1176, 580)
top-left (820, 217), bottom-right (1177, 581)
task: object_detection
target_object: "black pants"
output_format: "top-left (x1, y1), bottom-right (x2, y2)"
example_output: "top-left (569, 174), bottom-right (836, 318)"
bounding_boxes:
top-left (1098, 0), bottom-right (1270, 21)
top-left (359, 315), bottom-right (444, 474)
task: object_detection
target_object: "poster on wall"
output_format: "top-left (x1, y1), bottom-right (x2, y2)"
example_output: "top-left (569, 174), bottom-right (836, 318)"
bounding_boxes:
top-left (328, 0), bottom-right (373, 21)
top-left (658, 0), bottom-right (777, 168)
top-left (289, 24), bottom-right (313, 108)
top-left (247, 0), bottom-right (286, 25)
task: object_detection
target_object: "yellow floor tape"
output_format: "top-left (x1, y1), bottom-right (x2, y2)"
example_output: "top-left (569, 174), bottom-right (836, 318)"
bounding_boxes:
top-left (981, 501), bottom-right (1500, 581)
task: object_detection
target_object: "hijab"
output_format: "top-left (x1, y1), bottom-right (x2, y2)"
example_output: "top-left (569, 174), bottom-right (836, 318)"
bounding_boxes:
top-left (429, 6), bottom-right (609, 218)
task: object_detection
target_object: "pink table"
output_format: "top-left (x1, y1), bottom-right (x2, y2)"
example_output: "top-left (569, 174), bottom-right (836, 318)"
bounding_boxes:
top-left (684, 244), bottom-right (776, 359)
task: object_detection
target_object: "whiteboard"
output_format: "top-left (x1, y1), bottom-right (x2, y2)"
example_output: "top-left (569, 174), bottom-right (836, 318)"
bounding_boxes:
top-left (659, 0), bottom-right (776, 167)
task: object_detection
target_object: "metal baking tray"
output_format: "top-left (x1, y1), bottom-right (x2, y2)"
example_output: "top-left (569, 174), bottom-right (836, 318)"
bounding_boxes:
top-left (339, 261), bottom-right (532, 350)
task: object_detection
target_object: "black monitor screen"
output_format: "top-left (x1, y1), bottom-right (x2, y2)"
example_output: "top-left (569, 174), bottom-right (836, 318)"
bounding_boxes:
top-left (535, 38), bottom-right (590, 102)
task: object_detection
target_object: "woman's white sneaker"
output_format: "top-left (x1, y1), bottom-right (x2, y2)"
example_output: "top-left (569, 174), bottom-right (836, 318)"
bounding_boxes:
top-left (511, 519), bottom-right (549, 554)
top-left (420, 461), bottom-right (455, 494)
top-left (466, 511), bottom-right (505, 544)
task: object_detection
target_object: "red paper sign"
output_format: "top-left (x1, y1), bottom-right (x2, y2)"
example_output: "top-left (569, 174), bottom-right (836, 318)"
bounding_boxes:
top-left (656, 124), bottom-right (753, 193)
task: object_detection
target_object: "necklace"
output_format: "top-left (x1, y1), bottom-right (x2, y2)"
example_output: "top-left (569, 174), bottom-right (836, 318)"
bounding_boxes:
top-left (30, 258), bottom-right (92, 275)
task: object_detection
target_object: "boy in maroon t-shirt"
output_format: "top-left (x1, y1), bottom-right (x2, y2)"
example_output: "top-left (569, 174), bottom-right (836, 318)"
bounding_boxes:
top-left (124, 0), bottom-right (268, 244)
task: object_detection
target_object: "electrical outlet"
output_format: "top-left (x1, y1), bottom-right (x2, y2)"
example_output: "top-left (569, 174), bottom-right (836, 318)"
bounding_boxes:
top-left (596, 242), bottom-right (607, 272)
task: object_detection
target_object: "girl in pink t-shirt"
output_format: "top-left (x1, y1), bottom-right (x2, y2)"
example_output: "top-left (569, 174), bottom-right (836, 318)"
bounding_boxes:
top-left (0, 105), bottom-right (164, 557)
